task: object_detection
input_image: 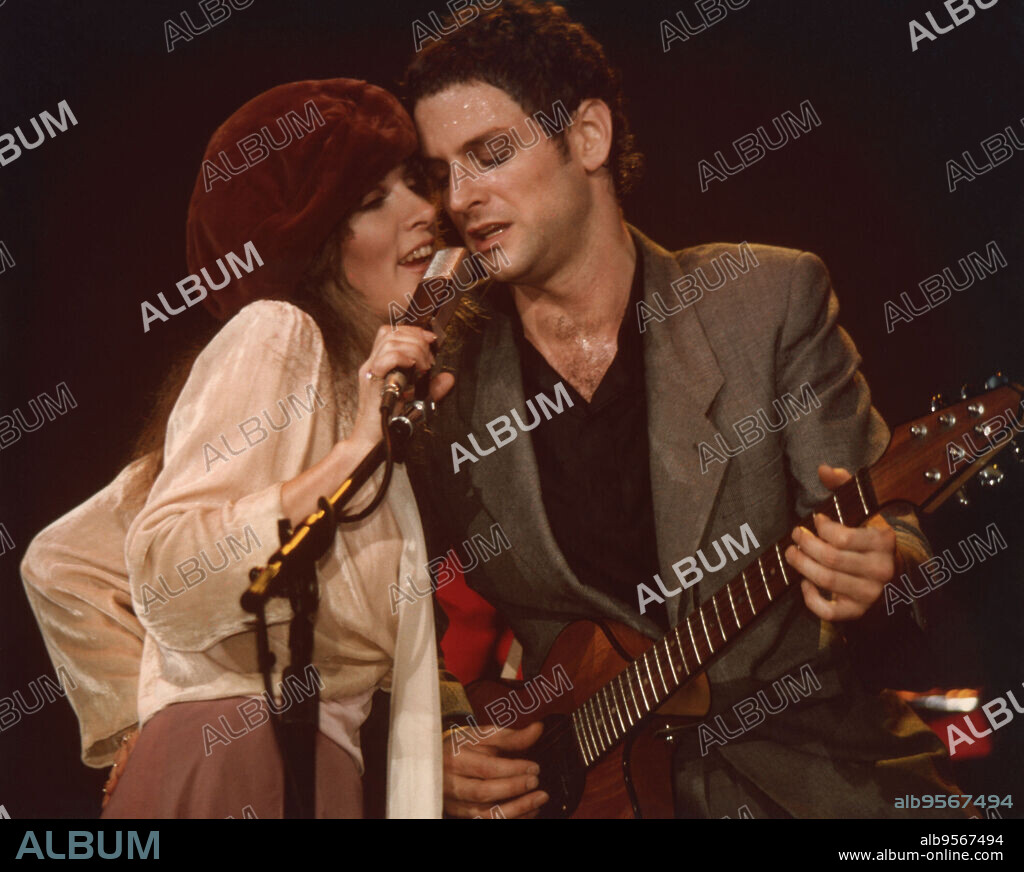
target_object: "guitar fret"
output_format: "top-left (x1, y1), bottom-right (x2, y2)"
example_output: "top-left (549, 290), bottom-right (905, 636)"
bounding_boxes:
top-left (651, 645), bottom-right (670, 696)
top-left (604, 684), bottom-right (626, 734)
top-left (674, 626), bottom-right (692, 675)
top-left (741, 569), bottom-right (755, 615)
top-left (759, 558), bottom-right (773, 601)
top-left (606, 679), bottom-right (622, 728)
top-left (698, 605), bottom-right (715, 653)
top-left (621, 671), bottom-right (641, 723)
top-left (581, 706), bottom-right (600, 759)
top-left (687, 615), bottom-right (703, 665)
top-left (775, 543), bottom-right (790, 585)
top-left (590, 696), bottom-right (607, 748)
top-left (726, 582), bottom-right (741, 629)
top-left (571, 711), bottom-right (592, 765)
top-left (582, 700), bottom-right (599, 752)
top-left (590, 698), bottom-right (610, 748)
top-left (593, 697), bottom-right (611, 750)
top-left (597, 695), bottom-right (614, 746)
top-left (633, 661), bottom-right (651, 711)
top-left (662, 638), bottom-right (680, 684)
top-left (558, 469), bottom-right (895, 779)
top-left (854, 472), bottom-right (869, 515)
top-left (711, 594), bottom-right (725, 643)
top-left (602, 683), bottom-right (618, 732)
top-left (642, 653), bottom-right (660, 703)
top-left (833, 493), bottom-right (845, 525)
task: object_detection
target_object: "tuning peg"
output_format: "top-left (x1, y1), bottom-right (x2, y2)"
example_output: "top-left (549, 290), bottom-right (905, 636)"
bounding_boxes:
top-left (930, 393), bottom-right (948, 412)
top-left (984, 372), bottom-right (1009, 390)
top-left (956, 488), bottom-right (970, 506)
top-left (978, 464), bottom-right (1005, 487)
top-left (1011, 440), bottom-right (1024, 463)
top-left (960, 384), bottom-right (976, 400)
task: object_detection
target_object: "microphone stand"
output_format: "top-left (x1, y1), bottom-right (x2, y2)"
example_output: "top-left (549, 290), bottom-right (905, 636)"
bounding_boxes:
top-left (238, 246), bottom-right (474, 819)
top-left (240, 395), bottom-right (434, 820)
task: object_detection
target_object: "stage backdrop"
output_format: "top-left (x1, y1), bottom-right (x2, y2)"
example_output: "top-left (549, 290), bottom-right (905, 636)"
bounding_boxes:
top-left (0, 0), bottom-right (1021, 817)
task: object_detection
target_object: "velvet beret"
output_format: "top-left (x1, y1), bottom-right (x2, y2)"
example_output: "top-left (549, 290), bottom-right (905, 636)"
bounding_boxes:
top-left (186, 78), bottom-right (418, 320)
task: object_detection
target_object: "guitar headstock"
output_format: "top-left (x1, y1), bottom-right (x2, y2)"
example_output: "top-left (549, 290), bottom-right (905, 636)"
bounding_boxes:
top-left (869, 377), bottom-right (1024, 512)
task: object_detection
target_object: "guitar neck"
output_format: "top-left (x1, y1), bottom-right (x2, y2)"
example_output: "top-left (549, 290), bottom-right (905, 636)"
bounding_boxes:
top-left (570, 471), bottom-right (880, 767)
top-left (568, 381), bottom-right (1024, 769)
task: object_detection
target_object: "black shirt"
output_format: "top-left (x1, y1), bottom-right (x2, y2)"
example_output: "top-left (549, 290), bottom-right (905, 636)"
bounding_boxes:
top-left (510, 248), bottom-right (667, 629)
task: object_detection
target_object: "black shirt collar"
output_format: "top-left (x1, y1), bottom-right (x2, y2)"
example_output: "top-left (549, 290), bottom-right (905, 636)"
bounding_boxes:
top-left (509, 245), bottom-right (646, 412)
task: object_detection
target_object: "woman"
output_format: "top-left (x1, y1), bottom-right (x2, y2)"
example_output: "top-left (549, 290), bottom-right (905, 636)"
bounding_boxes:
top-left (21, 78), bottom-right (452, 818)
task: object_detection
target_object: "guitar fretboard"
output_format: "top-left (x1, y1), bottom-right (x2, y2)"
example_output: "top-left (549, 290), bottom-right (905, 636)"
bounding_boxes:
top-left (569, 470), bottom-right (879, 767)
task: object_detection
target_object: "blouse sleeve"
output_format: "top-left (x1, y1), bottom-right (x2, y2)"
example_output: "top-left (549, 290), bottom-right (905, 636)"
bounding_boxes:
top-left (125, 300), bottom-right (343, 653)
top-left (20, 455), bottom-right (154, 767)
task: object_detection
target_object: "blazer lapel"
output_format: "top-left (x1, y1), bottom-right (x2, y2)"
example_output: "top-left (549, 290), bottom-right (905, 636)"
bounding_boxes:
top-left (458, 287), bottom-right (660, 631)
top-left (458, 302), bottom-right (581, 599)
top-left (632, 226), bottom-right (728, 626)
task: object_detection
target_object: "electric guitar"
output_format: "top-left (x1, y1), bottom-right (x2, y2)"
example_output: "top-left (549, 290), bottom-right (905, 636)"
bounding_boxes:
top-left (466, 379), bottom-right (1024, 818)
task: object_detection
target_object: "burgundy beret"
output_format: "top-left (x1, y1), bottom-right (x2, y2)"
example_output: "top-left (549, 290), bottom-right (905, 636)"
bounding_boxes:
top-left (186, 78), bottom-right (418, 321)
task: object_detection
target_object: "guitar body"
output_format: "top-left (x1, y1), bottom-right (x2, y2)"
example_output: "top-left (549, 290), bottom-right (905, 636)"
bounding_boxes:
top-left (465, 382), bottom-right (1024, 819)
top-left (466, 619), bottom-right (711, 819)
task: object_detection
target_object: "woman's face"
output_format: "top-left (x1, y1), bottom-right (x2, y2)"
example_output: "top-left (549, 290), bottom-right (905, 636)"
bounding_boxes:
top-left (340, 162), bottom-right (438, 321)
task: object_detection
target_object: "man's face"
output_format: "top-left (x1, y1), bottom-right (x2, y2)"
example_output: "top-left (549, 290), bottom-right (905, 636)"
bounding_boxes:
top-left (414, 81), bottom-right (589, 287)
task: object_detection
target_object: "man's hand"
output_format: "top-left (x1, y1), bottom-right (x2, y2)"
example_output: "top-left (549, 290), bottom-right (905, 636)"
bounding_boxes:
top-left (443, 721), bottom-right (549, 819)
top-left (785, 464), bottom-right (901, 622)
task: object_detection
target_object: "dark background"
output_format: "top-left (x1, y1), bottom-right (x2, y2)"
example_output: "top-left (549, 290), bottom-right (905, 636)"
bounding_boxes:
top-left (1, 0), bottom-right (1022, 817)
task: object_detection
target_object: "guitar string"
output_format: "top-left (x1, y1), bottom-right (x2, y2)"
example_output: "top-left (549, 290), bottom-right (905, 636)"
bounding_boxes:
top-left (560, 475), bottom-right (876, 768)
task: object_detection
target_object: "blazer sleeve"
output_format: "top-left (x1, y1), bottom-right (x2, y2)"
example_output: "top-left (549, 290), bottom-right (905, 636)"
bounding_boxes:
top-left (20, 456), bottom-right (154, 767)
top-left (125, 300), bottom-right (342, 653)
top-left (775, 252), bottom-right (934, 643)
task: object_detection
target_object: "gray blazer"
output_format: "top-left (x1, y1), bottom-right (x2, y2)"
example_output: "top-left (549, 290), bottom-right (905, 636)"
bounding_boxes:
top-left (408, 226), bottom-right (962, 818)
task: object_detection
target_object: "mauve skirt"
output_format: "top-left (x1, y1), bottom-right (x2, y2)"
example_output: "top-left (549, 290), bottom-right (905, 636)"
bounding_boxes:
top-left (101, 697), bottom-right (362, 819)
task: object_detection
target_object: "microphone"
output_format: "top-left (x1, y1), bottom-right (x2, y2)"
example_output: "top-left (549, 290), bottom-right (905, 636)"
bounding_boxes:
top-left (380, 247), bottom-right (472, 416)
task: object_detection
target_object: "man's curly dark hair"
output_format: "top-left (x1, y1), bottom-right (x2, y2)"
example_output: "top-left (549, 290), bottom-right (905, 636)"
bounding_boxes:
top-left (403, 0), bottom-right (644, 198)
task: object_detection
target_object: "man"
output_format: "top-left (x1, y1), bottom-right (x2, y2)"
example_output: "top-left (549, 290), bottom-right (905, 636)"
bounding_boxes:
top-left (403, 0), bottom-right (964, 818)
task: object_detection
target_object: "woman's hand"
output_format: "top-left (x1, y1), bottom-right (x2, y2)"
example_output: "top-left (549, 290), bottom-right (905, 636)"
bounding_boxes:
top-left (280, 324), bottom-right (455, 525)
top-left (101, 727), bottom-right (139, 809)
top-left (350, 325), bottom-right (454, 448)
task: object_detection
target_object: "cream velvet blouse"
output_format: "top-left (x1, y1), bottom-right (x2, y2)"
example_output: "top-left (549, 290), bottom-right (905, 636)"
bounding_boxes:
top-left (21, 300), bottom-right (442, 818)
